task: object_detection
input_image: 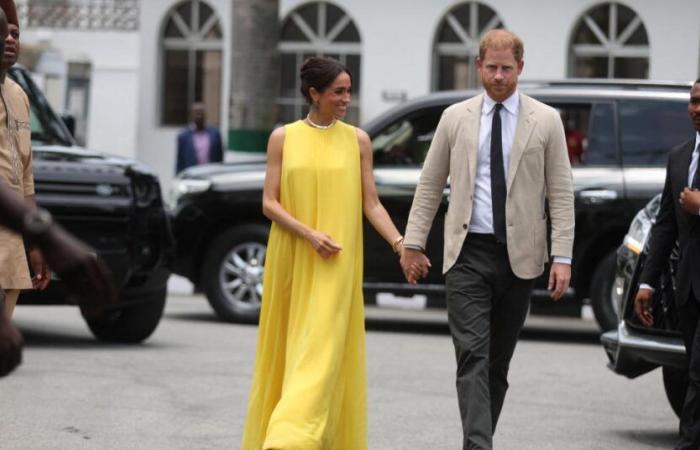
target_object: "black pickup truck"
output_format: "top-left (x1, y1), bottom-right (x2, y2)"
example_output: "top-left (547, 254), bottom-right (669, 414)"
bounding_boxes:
top-left (10, 66), bottom-right (173, 343)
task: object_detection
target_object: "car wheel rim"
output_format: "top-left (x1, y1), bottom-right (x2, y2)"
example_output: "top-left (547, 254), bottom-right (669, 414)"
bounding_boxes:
top-left (219, 242), bottom-right (266, 310)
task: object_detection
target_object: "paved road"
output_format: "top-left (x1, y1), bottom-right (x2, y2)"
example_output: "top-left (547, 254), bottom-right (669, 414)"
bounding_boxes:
top-left (1, 292), bottom-right (678, 449)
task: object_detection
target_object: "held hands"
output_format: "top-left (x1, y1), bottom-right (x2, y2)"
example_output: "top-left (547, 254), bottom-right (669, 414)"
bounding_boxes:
top-left (634, 287), bottom-right (655, 327)
top-left (306, 229), bottom-right (342, 259)
top-left (400, 248), bottom-right (432, 285)
top-left (548, 262), bottom-right (571, 301)
top-left (679, 187), bottom-right (700, 215)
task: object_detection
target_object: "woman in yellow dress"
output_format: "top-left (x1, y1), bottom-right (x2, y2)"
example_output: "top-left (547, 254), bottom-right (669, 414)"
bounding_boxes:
top-left (241, 57), bottom-right (407, 449)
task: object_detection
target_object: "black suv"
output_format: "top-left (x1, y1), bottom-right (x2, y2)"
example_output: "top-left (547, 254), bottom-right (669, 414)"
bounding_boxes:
top-left (171, 80), bottom-right (692, 328)
top-left (11, 66), bottom-right (173, 343)
top-left (601, 195), bottom-right (687, 417)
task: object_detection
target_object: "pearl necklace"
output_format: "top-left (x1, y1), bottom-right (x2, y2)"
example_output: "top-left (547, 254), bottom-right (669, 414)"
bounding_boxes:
top-left (306, 113), bottom-right (336, 129)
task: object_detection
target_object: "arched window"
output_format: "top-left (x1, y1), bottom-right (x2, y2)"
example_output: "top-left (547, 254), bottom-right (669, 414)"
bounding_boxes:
top-left (569, 2), bottom-right (649, 79)
top-left (278, 2), bottom-right (361, 124)
top-left (161, 0), bottom-right (223, 125)
top-left (433, 2), bottom-right (504, 90)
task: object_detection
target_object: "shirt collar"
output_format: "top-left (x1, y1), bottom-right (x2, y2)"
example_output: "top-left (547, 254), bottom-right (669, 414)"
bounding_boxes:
top-left (695, 132), bottom-right (700, 154)
top-left (483, 90), bottom-right (520, 116)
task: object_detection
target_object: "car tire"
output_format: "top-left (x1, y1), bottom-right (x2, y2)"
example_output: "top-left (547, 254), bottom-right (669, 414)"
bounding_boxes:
top-left (590, 251), bottom-right (619, 332)
top-left (663, 367), bottom-right (689, 418)
top-left (84, 288), bottom-right (166, 343)
top-left (201, 224), bottom-right (268, 323)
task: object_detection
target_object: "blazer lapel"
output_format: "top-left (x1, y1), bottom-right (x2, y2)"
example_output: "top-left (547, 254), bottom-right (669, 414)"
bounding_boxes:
top-left (507, 94), bottom-right (536, 191)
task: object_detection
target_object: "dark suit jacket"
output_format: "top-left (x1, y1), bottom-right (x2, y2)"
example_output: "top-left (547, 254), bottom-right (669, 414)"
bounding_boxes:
top-left (640, 138), bottom-right (700, 305)
top-left (176, 126), bottom-right (224, 174)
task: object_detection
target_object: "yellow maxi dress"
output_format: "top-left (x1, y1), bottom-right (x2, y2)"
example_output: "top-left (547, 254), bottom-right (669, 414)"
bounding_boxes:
top-left (241, 120), bottom-right (367, 450)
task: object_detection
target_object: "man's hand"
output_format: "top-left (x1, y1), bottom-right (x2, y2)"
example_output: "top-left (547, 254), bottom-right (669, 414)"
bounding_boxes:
top-left (305, 229), bottom-right (342, 259)
top-left (548, 262), bottom-right (571, 301)
top-left (38, 224), bottom-right (118, 318)
top-left (634, 287), bottom-right (655, 327)
top-left (0, 314), bottom-right (23, 377)
top-left (679, 187), bottom-right (700, 215)
top-left (28, 247), bottom-right (50, 290)
top-left (399, 248), bottom-right (431, 285)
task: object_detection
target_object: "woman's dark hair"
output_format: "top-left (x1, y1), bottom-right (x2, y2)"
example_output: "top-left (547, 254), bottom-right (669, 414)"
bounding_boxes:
top-left (299, 57), bottom-right (352, 104)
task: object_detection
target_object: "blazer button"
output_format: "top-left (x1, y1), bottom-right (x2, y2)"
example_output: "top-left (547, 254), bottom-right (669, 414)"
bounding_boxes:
top-left (463, 224), bottom-right (468, 230)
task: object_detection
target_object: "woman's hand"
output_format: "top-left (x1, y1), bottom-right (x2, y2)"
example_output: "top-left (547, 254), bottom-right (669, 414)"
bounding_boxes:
top-left (306, 230), bottom-right (342, 258)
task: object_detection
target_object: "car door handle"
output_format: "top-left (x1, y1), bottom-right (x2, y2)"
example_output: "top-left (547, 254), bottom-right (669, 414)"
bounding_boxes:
top-left (578, 189), bottom-right (618, 204)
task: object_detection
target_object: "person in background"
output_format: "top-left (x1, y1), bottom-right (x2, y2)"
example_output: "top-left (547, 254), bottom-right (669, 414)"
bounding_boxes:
top-left (0, 0), bottom-right (49, 319)
top-left (175, 102), bottom-right (223, 174)
top-left (635, 79), bottom-right (700, 450)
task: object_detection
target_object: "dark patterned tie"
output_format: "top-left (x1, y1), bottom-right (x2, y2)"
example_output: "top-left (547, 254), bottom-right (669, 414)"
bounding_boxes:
top-left (491, 103), bottom-right (507, 243)
top-left (692, 143), bottom-right (700, 189)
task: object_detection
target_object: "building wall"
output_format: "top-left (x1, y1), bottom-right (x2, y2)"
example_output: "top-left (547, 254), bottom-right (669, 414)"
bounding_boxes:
top-left (278, 0), bottom-right (700, 123)
top-left (20, 30), bottom-right (141, 158)
top-left (23, 0), bottom-right (700, 194)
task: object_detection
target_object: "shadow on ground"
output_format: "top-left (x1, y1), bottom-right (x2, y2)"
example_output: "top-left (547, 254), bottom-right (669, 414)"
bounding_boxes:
top-left (364, 317), bottom-right (601, 345)
top-left (16, 324), bottom-right (169, 350)
top-left (609, 429), bottom-right (678, 448)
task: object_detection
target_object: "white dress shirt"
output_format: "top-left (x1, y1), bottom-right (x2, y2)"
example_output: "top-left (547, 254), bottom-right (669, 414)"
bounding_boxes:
top-left (689, 132), bottom-right (700, 189)
top-left (468, 91), bottom-right (519, 235)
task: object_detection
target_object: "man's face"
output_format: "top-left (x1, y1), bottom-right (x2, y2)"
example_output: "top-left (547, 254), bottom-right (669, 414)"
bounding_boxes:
top-left (3, 23), bottom-right (19, 69)
top-left (191, 106), bottom-right (205, 129)
top-left (689, 83), bottom-right (700, 133)
top-left (477, 47), bottom-right (524, 102)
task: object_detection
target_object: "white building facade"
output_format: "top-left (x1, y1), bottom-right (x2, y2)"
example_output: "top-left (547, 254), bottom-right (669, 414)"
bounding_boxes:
top-left (16, 0), bottom-right (700, 190)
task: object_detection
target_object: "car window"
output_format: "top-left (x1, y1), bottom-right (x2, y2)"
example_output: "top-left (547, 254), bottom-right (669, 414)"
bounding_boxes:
top-left (619, 100), bottom-right (690, 167)
top-left (372, 107), bottom-right (444, 166)
top-left (549, 102), bottom-right (618, 167)
top-left (29, 105), bottom-right (48, 141)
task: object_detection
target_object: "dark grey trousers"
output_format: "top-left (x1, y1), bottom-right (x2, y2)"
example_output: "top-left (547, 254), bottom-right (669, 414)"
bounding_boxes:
top-left (445, 233), bottom-right (535, 450)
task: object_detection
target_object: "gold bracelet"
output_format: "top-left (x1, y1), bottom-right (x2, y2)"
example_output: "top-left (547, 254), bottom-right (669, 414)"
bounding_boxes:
top-left (391, 235), bottom-right (404, 253)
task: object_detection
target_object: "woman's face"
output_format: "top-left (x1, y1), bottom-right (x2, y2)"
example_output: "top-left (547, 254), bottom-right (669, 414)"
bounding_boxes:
top-left (312, 71), bottom-right (352, 118)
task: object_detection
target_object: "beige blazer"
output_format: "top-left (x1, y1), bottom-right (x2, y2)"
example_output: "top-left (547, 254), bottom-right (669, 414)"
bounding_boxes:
top-left (404, 93), bottom-right (575, 279)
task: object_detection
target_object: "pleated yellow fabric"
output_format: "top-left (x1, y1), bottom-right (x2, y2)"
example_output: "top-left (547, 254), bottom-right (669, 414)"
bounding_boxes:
top-left (241, 120), bottom-right (367, 450)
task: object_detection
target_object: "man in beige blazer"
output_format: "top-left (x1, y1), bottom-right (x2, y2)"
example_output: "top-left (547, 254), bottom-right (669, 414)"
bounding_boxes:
top-left (400, 30), bottom-right (574, 449)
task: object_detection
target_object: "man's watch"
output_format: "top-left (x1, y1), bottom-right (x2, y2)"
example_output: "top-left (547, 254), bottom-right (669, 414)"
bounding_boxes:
top-left (22, 208), bottom-right (53, 242)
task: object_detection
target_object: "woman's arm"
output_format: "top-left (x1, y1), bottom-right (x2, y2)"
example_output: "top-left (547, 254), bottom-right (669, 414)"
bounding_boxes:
top-left (262, 127), bottom-right (341, 258)
top-left (357, 128), bottom-right (403, 252)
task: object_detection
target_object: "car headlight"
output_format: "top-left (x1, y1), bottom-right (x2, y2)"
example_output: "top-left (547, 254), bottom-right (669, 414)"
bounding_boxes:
top-left (622, 208), bottom-right (652, 255)
top-left (133, 178), bottom-right (160, 207)
top-left (169, 178), bottom-right (211, 208)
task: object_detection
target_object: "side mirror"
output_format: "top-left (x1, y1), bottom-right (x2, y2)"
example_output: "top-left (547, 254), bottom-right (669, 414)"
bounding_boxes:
top-left (61, 114), bottom-right (76, 137)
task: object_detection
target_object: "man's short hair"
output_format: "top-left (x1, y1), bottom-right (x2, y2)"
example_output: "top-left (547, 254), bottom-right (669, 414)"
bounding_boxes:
top-left (479, 29), bottom-right (524, 62)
